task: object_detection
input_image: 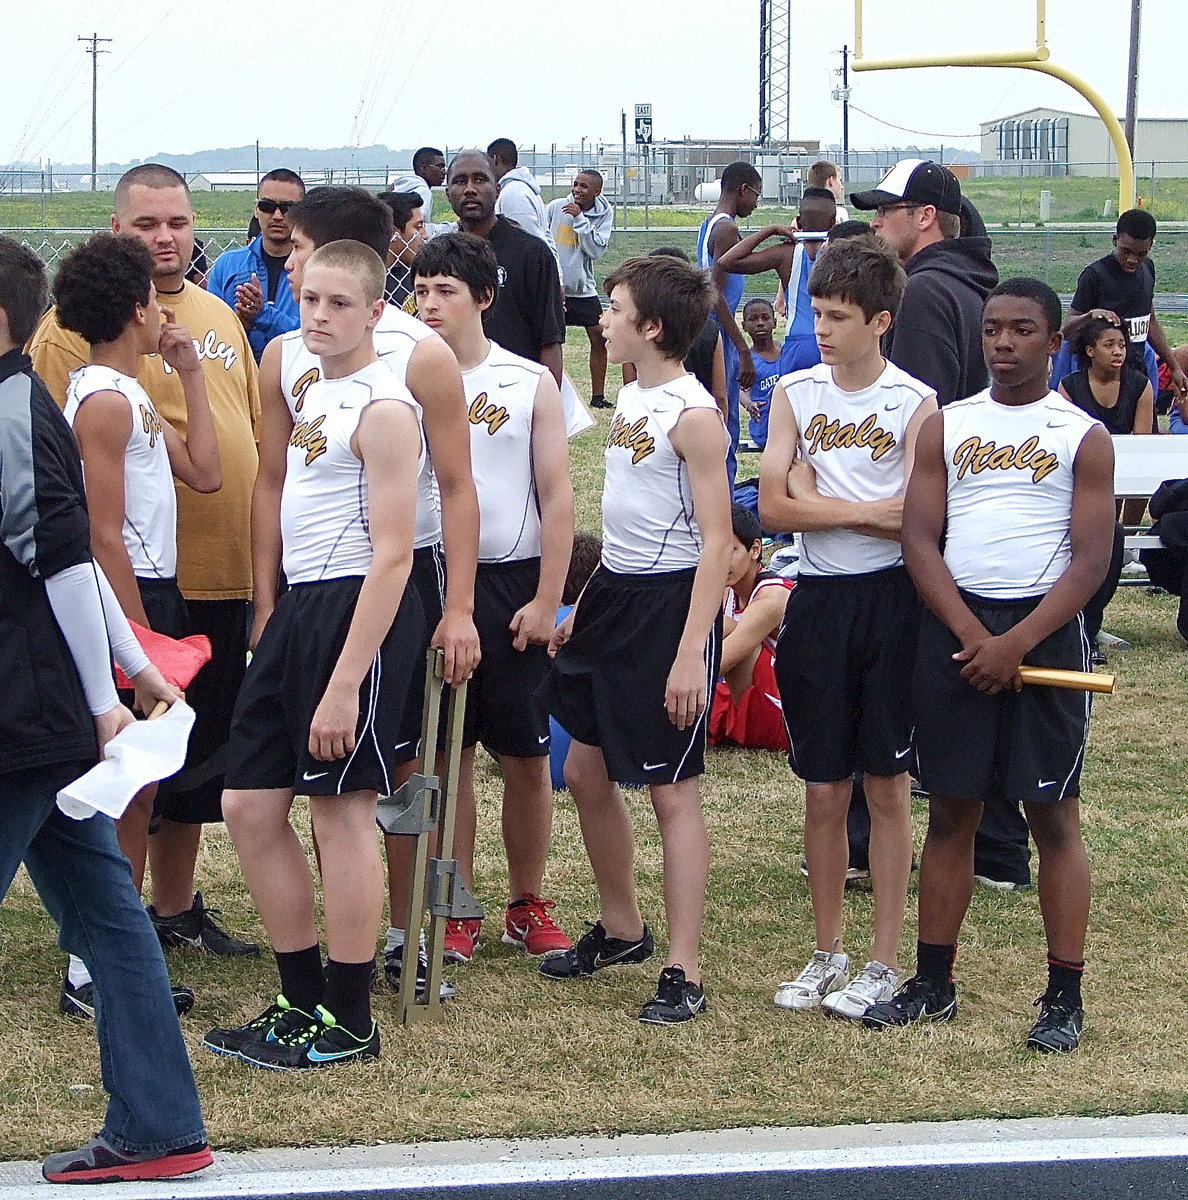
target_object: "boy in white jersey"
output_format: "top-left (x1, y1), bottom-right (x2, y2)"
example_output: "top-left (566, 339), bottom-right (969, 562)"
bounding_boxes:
top-left (412, 232), bottom-right (575, 963)
top-left (759, 236), bottom-right (937, 1021)
top-left (252, 186), bottom-right (480, 993)
top-left (53, 232), bottom-right (220, 904)
top-left (207, 241), bottom-right (426, 1070)
top-left (866, 279), bottom-right (1114, 1053)
top-left (544, 255), bottom-right (732, 1024)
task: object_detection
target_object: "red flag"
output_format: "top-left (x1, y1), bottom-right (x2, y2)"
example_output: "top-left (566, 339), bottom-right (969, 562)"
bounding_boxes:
top-left (115, 622), bottom-right (212, 690)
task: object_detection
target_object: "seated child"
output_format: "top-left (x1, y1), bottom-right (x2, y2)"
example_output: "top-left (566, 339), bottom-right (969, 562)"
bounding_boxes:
top-left (709, 504), bottom-right (795, 752)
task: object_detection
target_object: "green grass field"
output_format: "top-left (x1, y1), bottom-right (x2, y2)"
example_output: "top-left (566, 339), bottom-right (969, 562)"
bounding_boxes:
top-left (2, 334), bottom-right (1187, 1162)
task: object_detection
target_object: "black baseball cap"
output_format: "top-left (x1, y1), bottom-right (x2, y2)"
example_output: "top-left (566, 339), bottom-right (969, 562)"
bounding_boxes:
top-left (850, 159), bottom-right (962, 216)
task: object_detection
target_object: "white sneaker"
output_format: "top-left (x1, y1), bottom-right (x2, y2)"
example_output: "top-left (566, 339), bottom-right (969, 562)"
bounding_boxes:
top-left (774, 950), bottom-right (850, 1010)
top-left (821, 960), bottom-right (900, 1020)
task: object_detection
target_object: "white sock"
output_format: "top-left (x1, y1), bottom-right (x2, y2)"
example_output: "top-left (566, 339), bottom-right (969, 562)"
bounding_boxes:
top-left (385, 928), bottom-right (428, 955)
top-left (67, 955), bottom-right (91, 988)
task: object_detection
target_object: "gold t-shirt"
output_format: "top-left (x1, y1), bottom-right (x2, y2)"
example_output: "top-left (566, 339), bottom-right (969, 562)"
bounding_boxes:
top-left (29, 283), bottom-right (261, 600)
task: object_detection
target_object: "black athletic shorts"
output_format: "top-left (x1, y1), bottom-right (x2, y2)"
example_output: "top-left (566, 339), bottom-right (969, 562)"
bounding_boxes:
top-left (134, 576), bottom-right (190, 640)
top-left (545, 566), bottom-right (721, 786)
top-left (464, 558), bottom-right (550, 757)
top-left (775, 566), bottom-right (919, 783)
top-left (225, 577), bottom-right (424, 797)
top-left (912, 592), bottom-right (1090, 806)
top-left (564, 295), bottom-right (603, 328)
top-left (393, 544), bottom-right (447, 765)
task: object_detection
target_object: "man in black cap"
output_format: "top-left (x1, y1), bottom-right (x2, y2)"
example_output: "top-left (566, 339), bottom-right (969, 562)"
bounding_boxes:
top-left (851, 161), bottom-right (1030, 892)
top-left (852, 159), bottom-right (998, 407)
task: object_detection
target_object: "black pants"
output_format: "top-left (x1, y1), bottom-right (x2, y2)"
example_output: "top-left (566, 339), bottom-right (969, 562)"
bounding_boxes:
top-left (1082, 523), bottom-right (1125, 643)
top-left (847, 778), bottom-right (1031, 885)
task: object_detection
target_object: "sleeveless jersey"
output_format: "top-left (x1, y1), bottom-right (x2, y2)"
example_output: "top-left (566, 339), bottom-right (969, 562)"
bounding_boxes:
top-left (942, 389), bottom-right (1099, 599)
top-left (280, 359), bottom-right (425, 584)
top-left (464, 342), bottom-right (546, 562)
top-left (782, 242), bottom-right (816, 343)
top-left (279, 303), bottom-right (441, 548)
top-left (724, 569), bottom-right (795, 655)
top-left (782, 361), bottom-right (933, 577)
top-left (602, 373), bottom-right (725, 573)
top-left (746, 350), bottom-right (784, 447)
top-left (64, 365), bottom-right (177, 579)
top-left (1061, 367), bottom-right (1147, 436)
top-left (697, 212), bottom-right (745, 318)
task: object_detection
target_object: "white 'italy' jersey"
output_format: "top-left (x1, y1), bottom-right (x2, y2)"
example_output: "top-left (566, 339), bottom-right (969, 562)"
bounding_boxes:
top-left (464, 341), bottom-right (547, 563)
top-left (279, 304), bottom-right (440, 548)
top-left (281, 358), bottom-right (425, 584)
top-left (65, 365), bottom-right (178, 579)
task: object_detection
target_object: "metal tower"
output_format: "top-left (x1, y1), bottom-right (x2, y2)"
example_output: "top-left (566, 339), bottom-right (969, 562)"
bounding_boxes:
top-left (758, 0), bottom-right (791, 147)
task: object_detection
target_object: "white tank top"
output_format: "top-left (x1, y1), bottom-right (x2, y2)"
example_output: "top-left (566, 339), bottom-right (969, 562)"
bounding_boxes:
top-left (602, 373), bottom-right (725, 573)
top-left (782, 361), bottom-right (933, 576)
top-left (278, 304), bottom-right (441, 548)
top-left (464, 342), bottom-right (546, 563)
top-left (942, 389), bottom-right (1099, 599)
top-left (280, 358), bottom-right (425, 584)
top-left (64, 365), bottom-right (177, 579)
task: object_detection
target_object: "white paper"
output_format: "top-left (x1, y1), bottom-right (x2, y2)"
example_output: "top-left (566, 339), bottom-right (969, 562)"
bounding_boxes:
top-left (56, 702), bottom-right (196, 821)
top-left (560, 373), bottom-right (595, 439)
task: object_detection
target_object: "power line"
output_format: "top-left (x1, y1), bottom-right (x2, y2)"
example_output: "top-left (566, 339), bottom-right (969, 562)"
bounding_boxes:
top-left (848, 103), bottom-right (979, 141)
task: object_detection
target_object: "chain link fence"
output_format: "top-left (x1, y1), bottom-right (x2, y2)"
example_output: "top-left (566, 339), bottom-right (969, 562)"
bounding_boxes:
top-left (8, 225), bottom-right (1188, 308)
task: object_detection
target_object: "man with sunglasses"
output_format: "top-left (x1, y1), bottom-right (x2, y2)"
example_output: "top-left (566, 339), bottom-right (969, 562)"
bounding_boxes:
top-left (208, 169), bottom-right (306, 362)
top-left (851, 160), bottom-right (997, 408)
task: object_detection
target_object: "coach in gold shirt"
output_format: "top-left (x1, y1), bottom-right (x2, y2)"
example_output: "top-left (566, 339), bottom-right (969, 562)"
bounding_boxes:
top-left (29, 164), bottom-right (261, 961)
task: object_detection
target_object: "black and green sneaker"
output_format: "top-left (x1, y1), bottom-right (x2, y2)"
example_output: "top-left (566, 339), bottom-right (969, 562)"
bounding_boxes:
top-left (202, 994), bottom-right (307, 1057)
top-left (239, 1005), bottom-right (379, 1071)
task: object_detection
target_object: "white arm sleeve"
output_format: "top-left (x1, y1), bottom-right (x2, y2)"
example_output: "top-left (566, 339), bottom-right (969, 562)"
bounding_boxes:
top-left (44, 562), bottom-right (121, 716)
top-left (93, 565), bottom-right (151, 678)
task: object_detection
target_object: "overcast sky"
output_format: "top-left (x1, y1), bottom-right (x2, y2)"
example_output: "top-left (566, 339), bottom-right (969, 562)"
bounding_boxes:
top-left (4, 0), bottom-right (1182, 167)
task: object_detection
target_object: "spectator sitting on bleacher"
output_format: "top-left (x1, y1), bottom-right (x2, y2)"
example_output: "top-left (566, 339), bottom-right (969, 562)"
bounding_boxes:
top-left (709, 504), bottom-right (795, 753)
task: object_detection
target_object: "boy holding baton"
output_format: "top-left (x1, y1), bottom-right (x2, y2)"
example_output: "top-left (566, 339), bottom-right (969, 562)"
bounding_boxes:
top-left (866, 278), bottom-right (1115, 1052)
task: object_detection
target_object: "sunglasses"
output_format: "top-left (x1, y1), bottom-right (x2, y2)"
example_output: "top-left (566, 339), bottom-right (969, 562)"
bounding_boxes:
top-left (874, 202), bottom-right (920, 218)
top-left (256, 199), bottom-right (296, 215)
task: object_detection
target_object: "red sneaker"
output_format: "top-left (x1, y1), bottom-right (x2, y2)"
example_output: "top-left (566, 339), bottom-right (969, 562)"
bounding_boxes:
top-left (502, 894), bottom-right (573, 958)
top-left (443, 918), bottom-right (481, 964)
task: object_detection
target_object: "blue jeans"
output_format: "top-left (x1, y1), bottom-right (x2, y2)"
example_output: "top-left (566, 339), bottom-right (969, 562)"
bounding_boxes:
top-left (0, 762), bottom-right (206, 1154)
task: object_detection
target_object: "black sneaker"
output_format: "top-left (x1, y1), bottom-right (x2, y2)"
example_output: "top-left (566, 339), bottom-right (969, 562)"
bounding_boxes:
top-left (42, 1135), bottom-right (213, 1184)
top-left (383, 947), bottom-right (457, 1000)
top-left (239, 1005), bottom-right (379, 1071)
top-left (202, 994), bottom-right (300, 1057)
top-left (148, 892), bottom-right (260, 957)
top-left (638, 966), bottom-right (707, 1025)
top-left (60, 976), bottom-right (194, 1019)
top-left (589, 395), bottom-right (613, 409)
top-left (1026, 993), bottom-right (1084, 1053)
top-left (539, 920), bottom-right (653, 980)
top-left (863, 975), bottom-right (957, 1028)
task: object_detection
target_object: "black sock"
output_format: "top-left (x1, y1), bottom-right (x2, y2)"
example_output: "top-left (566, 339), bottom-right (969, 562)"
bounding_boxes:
top-left (274, 945), bottom-right (324, 1015)
top-left (1046, 956), bottom-right (1084, 1006)
top-left (916, 940), bottom-right (957, 987)
top-left (323, 959), bottom-right (374, 1037)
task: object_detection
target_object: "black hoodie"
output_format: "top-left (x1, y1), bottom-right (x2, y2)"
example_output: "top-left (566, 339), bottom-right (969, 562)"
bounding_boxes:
top-left (883, 225), bottom-right (999, 407)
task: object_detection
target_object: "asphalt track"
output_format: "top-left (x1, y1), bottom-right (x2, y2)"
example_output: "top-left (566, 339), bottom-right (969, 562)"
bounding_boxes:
top-left (3, 1114), bottom-right (1187, 1199)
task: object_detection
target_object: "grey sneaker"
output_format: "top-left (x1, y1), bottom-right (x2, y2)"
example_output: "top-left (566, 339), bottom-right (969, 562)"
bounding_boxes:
top-left (822, 960), bottom-right (900, 1021)
top-left (774, 949), bottom-right (850, 1010)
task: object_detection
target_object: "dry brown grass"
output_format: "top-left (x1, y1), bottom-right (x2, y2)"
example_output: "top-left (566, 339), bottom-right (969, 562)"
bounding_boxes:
top-left (2, 342), bottom-right (1187, 1159)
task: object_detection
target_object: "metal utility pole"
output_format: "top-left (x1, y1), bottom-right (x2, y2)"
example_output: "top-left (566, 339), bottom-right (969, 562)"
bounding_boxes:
top-left (1123, 0), bottom-right (1142, 156)
top-left (834, 45), bottom-right (852, 178)
top-left (79, 33), bottom-right (112, 191)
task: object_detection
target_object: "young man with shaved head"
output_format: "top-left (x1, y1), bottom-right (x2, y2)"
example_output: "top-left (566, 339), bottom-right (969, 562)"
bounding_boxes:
top-left (28, 163), bottom-right (262, 964)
